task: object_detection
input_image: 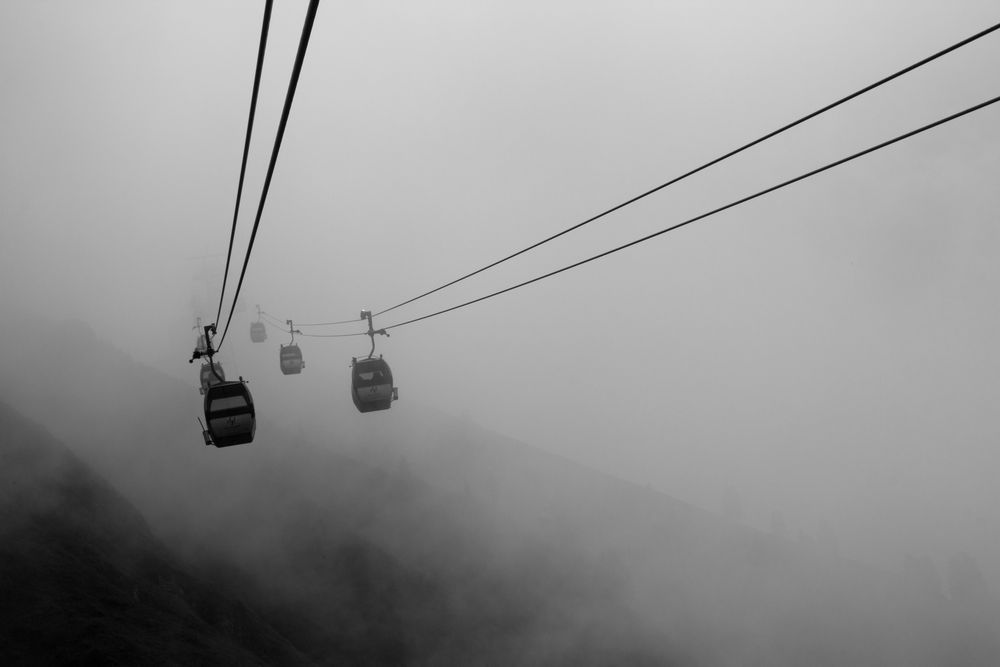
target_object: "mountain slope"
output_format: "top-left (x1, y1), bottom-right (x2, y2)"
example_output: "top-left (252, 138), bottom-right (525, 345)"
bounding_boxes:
top-left (0, 401), bottom-right (310, 666)
top-left (2, 318), bottom-right (1000, 665)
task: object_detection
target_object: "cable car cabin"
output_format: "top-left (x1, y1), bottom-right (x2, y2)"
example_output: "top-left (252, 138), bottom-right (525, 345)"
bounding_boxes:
top-left (203, 381), bottom-right (255, 447)
top-left (196, 334), bottom-right (208, 354)
top-left (250, 321), bottom-right (267, 343)
top-left (199, 361), bottom-right (226, 395)
top-left (279, 344), bottom-right (304, 375)
top-left (351, 357), bottom-right (398, 413)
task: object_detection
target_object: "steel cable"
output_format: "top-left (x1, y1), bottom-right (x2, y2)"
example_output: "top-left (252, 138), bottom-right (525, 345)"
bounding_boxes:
top-left (382, 94), bottom-right (1000, 332)
top-left (373, 21), bottom-right (1000, 319)
top-left (215, 0), bottom-right (273, 329)
top-left (217, 0), bottom-right (321, 350)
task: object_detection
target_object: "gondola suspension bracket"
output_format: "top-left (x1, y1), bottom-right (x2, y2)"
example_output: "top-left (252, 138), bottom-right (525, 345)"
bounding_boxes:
top-left (189, 324), bottom-right (226, 384)
top-left (361, 309), bottom-right (389, 359)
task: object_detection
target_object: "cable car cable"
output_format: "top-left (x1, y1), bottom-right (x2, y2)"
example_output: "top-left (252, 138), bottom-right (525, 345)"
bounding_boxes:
top-left (380, 93), bottom-right (1000, 332)
top-left (259, 315), bottom-right (364, 339)
top-left (260, 308), bottom-right (361, 327)
top-left (255, 310), bottom-right (367, 336)
top-left (372, 20), bottom-right (1000, 319)
top-left (216, 0), bottom-right (321, 351)
top-left (260, 310), bottom-right (288, 327)
top-left (215, 0), bottom-right (274, 330)
top-left (297, 330), bottom-right (368, 338)
top-left (260, 316), bottom-right (292, 334)
top-left (261, 314), bottom-right (286, 329)
top-left (266, 311), bottom-right (360, 327)
top-left (260, 311), bottom-right (366, 336)
top-left (296, 317), bottom-right (364, 327)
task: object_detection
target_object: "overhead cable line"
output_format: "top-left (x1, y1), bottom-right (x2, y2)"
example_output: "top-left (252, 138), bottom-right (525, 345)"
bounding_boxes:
top-left (381, 94), bottom-right (1000, 332)
top-left (260, 308), bottom-right (364, 335)
top-left (268, 312), bottom-right (361, 327)
top-left (296, 317), bottom-right (364, 327)
top-left (260, 310), bottom-right (288, 327)
top-left (260, 310), bottom-right (364, 337)
top-left (260, 306), bottom-right (361, 327)
top-left (373, 20), bottom-right (1000, 319)
top-left (297, 330), bottom-right (368, 338)
top-left (215, 0), bottom-right (274, 329)
top-left (260, 317), bottom-right (287, 333)
top-left (217, 0), bottom-right (321, 351)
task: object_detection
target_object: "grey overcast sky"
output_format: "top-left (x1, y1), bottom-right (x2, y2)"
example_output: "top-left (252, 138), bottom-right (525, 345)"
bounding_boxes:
top-left (2, 0), bottom-right (999, 578)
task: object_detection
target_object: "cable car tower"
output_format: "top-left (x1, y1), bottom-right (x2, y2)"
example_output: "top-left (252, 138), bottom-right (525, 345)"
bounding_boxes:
top-left (190, 324), bottom-right (256, 448)
top-left (350, 309), bottom-right (398, 413)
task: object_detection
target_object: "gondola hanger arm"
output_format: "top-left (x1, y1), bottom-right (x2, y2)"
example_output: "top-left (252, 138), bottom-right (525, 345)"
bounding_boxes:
top-left (189, 324), bottom-right (218, 363)
top-left (359, 309), bottom-right (390, 358)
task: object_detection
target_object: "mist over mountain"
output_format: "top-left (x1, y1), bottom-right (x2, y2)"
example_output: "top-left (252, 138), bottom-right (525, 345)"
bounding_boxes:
top-left (0, 401), bottom-right (307, 665)
top-left (3, 0), bottom-right (1000, 663)
top-left (2, 316), bottom-right (999, 665)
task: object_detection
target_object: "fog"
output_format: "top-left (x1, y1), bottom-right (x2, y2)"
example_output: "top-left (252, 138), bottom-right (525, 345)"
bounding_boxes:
top-left (2, 0), bottom-right (1000, 662)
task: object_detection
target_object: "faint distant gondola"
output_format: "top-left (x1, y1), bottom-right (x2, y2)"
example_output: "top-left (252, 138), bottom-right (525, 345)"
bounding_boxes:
top-left (250, 321), bottom-right (267, 343)
top-left (351, 355), bottom-right (398, 412)
top-left (203, 381), bottom-right (256, 447)
top-left (250, 305), bottom-right (267, 343)
top-left (199, 361), bottom-right (226, 395)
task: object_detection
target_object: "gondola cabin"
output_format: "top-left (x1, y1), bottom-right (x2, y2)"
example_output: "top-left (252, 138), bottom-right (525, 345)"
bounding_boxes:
top-left (199, 361), bottom-right (226, 395)
top-left (196, 334), bottom-right (208, 354)
top-left (351, 356), bottom-right (398, 413)
top-left (279, 344), bottom-right (304, 375)
top-left (250, 321), bottom-right (267, 343)
top-left (203, 381), bottom-right (255, 447)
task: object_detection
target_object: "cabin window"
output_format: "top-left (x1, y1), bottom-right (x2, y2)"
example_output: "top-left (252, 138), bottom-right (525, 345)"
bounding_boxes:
top-left (355, 367), bottom-right (390, 386)
top-left (210, 396), bottom-right (248, 412)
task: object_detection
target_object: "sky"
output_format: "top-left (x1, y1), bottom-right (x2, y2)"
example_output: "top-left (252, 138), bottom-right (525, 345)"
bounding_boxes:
top-left (2, 0), bottom-right (999, 579)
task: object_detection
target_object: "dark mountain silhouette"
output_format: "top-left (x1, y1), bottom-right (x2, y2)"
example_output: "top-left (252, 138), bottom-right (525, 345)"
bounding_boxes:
top-left (0, 321), bottom-right (686, 664)
top-left (2, 317), bottom-right (999, 665)
top-left (0, 401), bottom-right (308, 665)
